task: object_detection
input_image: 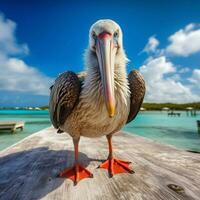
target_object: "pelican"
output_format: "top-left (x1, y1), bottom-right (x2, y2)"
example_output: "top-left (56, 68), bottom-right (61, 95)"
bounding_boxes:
top-left (49, 19), bottom-right (145, 184)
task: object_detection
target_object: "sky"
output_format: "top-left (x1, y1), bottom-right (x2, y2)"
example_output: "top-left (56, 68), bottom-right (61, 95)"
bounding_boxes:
top-left (0, 0), bottom-right (200, 107)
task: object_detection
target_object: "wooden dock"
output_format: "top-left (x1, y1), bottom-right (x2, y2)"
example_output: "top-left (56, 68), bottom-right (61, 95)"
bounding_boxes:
top-left (0, 121), bottom-right (24, 133)
top-left (0, 127), bottom-right (200, 200)
top-left (168, 112), bottom-right (181, 117)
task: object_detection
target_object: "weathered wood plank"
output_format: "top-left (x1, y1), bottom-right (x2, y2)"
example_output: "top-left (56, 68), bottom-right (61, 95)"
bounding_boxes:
top-left (0, 127), bottom-right (200, 200)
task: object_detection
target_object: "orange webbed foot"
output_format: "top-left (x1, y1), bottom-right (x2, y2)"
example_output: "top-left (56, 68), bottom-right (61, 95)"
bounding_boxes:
top-left (98, 158), bottom-right (134, 177)
top-left (59, 164), bottom-right (93, 185)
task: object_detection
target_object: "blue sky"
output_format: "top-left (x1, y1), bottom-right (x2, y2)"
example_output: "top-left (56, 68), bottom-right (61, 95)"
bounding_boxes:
top-left (0, 0), bottom-right (200, 106)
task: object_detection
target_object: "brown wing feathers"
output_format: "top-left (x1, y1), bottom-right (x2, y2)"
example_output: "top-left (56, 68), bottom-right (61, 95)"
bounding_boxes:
top-left (49, 69), bottom-right (144, 130)
top-left (127, 70), bottom-right (145, 124)
top-left (49, 71), bottom-right (81, 130)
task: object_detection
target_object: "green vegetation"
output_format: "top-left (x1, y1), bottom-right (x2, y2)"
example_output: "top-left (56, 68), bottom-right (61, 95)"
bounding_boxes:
top-left (1, 102), bottom-right (200, 111)
top-left (142, 102), bottom-right (200, 110)
top-left (39, 106), bottom-right (49, 110)
top-left (40, 102), bottom-right (200, 111)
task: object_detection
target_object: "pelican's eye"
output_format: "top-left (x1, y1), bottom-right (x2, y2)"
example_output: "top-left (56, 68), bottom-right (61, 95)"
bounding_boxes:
top-left (113, 31), bottom-right (119, 38)
top-left (92, 32), bottom-right (96, 40)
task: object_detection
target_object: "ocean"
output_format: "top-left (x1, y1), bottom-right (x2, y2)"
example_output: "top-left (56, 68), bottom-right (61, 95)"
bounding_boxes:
top-left (0, 110), bottom-right (50, 151)
top-left (0, 110), bottom-right (200, 152)
top-left (124, 111), bottom-right (200, 152)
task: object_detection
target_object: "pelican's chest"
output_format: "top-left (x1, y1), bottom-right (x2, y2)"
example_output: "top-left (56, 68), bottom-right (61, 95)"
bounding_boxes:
top-left (66, 86), bottom-right (130, 138)
top-left (63, 70), bottom-right (130, 138)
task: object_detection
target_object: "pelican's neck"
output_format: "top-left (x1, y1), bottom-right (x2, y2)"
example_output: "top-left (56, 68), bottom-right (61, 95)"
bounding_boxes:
top-left (82, 48), bottom-right (130, 105)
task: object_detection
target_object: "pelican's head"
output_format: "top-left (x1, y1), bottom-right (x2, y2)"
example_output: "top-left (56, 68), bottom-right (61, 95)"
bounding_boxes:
top-left (89, 19), bottom-right (124, 117)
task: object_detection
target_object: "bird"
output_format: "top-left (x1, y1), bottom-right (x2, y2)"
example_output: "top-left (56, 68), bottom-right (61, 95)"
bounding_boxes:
top-left (49, 19), bottom-right (145, 185)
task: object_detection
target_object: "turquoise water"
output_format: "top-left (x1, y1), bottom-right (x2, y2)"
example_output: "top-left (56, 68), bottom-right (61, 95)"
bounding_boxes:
top-left (0, 110), bottom-right (51, 151)
top-left (0, 110), bottom-right (200, 152)
top-left (124, 111), bottom-right (200, 152)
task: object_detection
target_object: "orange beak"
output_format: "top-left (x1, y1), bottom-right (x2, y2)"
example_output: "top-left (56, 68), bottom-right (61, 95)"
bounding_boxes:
top-left (96, 32), bottom-right (117, 117)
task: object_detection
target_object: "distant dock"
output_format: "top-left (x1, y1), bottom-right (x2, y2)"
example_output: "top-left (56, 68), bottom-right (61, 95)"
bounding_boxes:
top-left (0, 127), bottom-right (200, 200)
top-left (0, 121), bottom-right (24, 133)
top-left (168, 111), bottom-right (181, 117)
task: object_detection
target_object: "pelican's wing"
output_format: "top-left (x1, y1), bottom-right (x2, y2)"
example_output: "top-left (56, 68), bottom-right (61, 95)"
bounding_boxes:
top-left (126, 70), bottom-right (145, 124)
top-left (49, 71), bottom-right (86, 130)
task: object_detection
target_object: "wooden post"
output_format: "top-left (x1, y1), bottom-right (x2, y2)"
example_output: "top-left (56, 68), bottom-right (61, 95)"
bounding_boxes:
top-left (197, 120), bottom-right (200, 134)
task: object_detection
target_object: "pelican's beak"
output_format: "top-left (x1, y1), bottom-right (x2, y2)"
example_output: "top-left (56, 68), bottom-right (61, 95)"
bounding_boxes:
top-left (96, 32), bottom-right (117, 117)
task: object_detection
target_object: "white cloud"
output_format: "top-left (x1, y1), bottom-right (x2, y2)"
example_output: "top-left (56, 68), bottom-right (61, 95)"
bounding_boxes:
top-left (0, 13), bottom-right (53, 96)
top-left (140, 56), bottom-right (175, 80)
top-left (189, 69), bottom-right (200, 88)
top-left (170, 74), bottom-right (181, 81)
top-left (140, 23), bottom-right (200, 103)
top-left (0, 56), bottom-right (53, 95)
top-left (143, 36), bottom-right (159, 53)
top-left (0, 14), bottom-right (28, 56)
top-left (166, 23), bottom-right (200, 56)
top-left (139, 56), bottom-right (200, 103)
top-left (179, 67), bottom-right (190, 73)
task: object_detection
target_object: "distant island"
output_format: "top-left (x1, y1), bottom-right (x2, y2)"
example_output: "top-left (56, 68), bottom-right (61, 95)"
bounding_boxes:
top-left (0, 102), bottom-right (199, 111)
top-left (22, 102), bottom-right (200, 111)
top-left (142, 102), bottom-right (200, 110)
